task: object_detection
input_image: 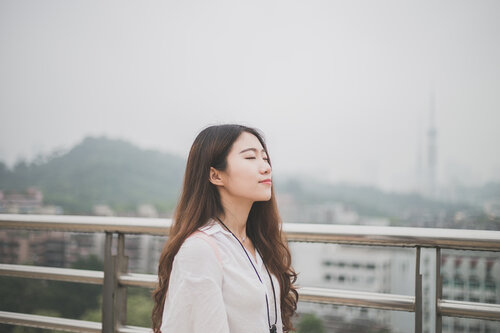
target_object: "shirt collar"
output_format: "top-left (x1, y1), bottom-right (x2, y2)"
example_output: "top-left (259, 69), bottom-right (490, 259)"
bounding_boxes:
top-left (199, 218), bottom-right (232, 236)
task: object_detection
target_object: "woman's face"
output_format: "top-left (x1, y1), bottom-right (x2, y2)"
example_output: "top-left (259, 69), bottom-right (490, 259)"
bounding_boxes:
top-left (217, 131), bottom-right (272, 202)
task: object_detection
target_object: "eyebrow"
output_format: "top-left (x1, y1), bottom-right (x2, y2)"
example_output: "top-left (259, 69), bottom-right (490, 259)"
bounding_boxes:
top-left (239, 148), bottom-right (266, 154)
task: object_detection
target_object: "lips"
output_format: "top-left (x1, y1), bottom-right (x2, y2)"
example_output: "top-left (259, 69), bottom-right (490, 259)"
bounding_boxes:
top-left (259, 179), bottom-right (272, 184)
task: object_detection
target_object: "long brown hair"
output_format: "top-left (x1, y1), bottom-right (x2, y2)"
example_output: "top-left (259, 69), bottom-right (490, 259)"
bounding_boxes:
top-left (152, 124), bottom-right (298, 332)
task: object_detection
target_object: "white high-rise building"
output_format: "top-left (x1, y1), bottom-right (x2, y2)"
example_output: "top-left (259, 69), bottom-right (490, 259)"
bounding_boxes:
top-left (291, 243), bottom-right (418, 332)
top-left (440, 250), bottom-right (500, 333)
top-left (291, 243), bottom-right (454, 333)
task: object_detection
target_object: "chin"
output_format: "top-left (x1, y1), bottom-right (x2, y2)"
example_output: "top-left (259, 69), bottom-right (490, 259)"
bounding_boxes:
top-left (248, 189), bottom-right (272, 202)
top-left (256, 194), bottom-right (272, 202)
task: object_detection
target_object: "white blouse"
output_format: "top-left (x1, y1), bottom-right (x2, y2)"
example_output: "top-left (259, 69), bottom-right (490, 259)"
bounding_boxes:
top-left (160, 218), bottom-right (283, 333)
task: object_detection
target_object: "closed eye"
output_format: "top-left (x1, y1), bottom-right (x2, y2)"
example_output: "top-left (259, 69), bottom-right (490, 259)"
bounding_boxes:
top-left (245, 157), bottom-right (269, 162)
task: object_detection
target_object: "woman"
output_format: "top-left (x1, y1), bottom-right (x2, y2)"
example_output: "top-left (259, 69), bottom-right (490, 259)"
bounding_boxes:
top-left (152, 124), bottom-right (298, 333)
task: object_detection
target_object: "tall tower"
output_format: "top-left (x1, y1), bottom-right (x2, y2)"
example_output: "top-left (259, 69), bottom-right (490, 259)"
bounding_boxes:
top-left (426, 92), bottom-right (437, 198)
top-left (416, 110), bottom-right (424, 194)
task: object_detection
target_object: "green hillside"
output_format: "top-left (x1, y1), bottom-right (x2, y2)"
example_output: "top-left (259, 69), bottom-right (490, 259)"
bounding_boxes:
top-left (0, 137), bottom-right (185, 215)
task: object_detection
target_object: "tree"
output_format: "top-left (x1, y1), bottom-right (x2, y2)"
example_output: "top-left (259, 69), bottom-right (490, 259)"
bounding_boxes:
top-left (0, 255), bottom-right (104, 333)
top-left (297, 313), bottom-right (325, 333)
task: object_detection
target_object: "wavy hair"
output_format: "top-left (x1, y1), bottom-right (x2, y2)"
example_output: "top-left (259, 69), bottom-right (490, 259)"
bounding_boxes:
top-left (152, 124), bottom-right (298, 332)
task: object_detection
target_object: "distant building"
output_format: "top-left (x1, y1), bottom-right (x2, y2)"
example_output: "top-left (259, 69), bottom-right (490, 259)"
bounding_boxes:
top-left (441, 251), bottom-right (500, 333)
top-left (0, 229), bottom-right (106, 268)
top-left (484, 200), bottom-right (500, 219)
top-left (65, 232), bottom-right (105, 266)
top-left (137, 204), bottom-right (159, 218)
top-left (0, 188), bottom-right (62, 214)
top-left (0, 230), bottom-right (31, 264)
top-left (120, 234), bottom-right (166, 273)
top-left (291, 243), bottom-right (409, 332)
top-left (93, 204), bottom-right (115, 216)
top-left (278, 198), bottom-right (389, 226)
top-left (289, 242), bottom-right (498, 333)
top-left (29, 231), bottom-right (67, 267)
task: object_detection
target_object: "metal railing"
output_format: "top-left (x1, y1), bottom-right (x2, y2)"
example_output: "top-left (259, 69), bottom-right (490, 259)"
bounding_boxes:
top-left (1, 214), bottom-right (499, 332)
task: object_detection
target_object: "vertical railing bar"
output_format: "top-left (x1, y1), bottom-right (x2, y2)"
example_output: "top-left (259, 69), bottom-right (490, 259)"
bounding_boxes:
top-left (436, 247), bottom-right (442, 333)
top-left (117, 233), bottom-right (124, 255)
top-left (114, 233), bottom-right (128, 330)
top-left (102, 232), bottom-right (114, 332)
top-left (415, 246), bottom-right (422, 333)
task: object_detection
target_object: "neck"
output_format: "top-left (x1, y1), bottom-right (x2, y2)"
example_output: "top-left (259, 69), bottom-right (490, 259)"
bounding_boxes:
top-left (217, 191), bottom-right (253, 238)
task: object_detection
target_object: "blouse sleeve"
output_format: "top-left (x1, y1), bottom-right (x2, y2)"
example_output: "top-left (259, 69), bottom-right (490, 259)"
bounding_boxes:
top-left (160, 236), bottom-right (229, 333)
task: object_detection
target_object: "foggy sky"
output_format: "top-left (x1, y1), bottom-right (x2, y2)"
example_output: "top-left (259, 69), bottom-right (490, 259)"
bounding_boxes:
top-left (1, 0), bottom-right (499, 192)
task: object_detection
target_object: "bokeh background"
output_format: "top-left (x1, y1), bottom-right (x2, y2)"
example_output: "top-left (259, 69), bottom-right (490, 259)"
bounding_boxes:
top-left (1, 1), bottom-right (499, 332)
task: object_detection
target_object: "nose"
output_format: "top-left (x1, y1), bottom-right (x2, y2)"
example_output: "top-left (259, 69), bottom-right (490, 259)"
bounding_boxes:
top-left (260, 159), bottom-right (271, 174)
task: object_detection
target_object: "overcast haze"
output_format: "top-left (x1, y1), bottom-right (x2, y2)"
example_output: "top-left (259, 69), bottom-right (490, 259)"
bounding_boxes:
top-left (1, 0), bottom-right (499, 192)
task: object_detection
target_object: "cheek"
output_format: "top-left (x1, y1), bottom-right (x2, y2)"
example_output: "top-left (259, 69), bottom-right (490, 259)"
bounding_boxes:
top-left (226, 163), bottom-right (256, 191)
top-left (230, 160), bottom-right (252, 178)
top-left (230, 171), bottom-right (254, 190)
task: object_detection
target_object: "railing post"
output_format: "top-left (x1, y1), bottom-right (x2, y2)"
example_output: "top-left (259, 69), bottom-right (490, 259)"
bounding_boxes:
top-left (415, 246), bottom-right (422, 333)
top-left (435, 247), bottom-right (442, 333)
top-left (102, 232), bottom-right (114, 332)
top-left (114, 233), bottom-right (128, 330)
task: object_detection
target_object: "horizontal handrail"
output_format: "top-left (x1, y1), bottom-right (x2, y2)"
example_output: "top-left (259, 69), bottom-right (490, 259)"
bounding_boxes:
top-left (1, 214), bottom-right (500, 251)
top-left (118, 325), bottom-right (152, 333)
top-left (285, 224), bottom-right (500, 251)
top-left (297, 287), bottom-right (415, 312)
top-left (438, 300), bottom-right (500, 321)
top-left (0, 264), bottom-right (103, 284)
top-left (0, 214), bottom-right (169, 235)
top-left (0, 311), bottom-right (151, 333)
top-left (0, 264), bottom-right (413, 312)
top-left (119, 273), bottom-right (157, 288)
top-left (0, 311), bottom-right (101, 333)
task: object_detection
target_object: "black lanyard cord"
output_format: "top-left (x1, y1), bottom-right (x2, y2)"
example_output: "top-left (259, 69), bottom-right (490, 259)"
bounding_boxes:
top-left (216, 217), bottom-right (277, 332)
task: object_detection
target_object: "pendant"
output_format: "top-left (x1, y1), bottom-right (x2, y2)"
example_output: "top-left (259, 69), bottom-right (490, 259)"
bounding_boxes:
top-left (270, 324), bottom-right (276, 333)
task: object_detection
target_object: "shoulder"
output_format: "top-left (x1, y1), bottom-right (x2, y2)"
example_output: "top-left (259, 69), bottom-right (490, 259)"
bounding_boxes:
top-left (174, 219), bottom-right (230, 267)
top-left (175, 223), bottom-right (226, 265)
top-left (178, 234), bottom-right (217, 260)
top-left (172, 235), bottom-right (223, 282)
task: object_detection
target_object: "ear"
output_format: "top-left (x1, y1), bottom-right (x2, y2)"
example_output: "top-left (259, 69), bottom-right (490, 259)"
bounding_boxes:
top-left (209, 167), bottom-right (224, 186)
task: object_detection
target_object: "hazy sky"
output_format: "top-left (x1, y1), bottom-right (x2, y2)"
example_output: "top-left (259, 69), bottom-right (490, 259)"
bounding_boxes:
top-left (1, 0), bottom-right (499, 192)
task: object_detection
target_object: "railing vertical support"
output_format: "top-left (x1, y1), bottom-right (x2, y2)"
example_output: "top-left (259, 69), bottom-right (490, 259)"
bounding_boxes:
top-left (415, 246), bottom-right (422, 333)
top-left (114, 233), bottom-right (129, 330)
top-left (102, 232), bottom-right (114, 332)
top-left (436, 247), bottom-right (442, 333)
